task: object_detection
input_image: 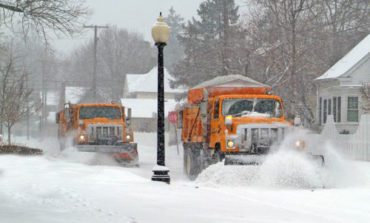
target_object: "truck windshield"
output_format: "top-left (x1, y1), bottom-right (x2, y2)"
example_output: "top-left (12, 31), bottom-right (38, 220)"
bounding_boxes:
top-left (222, 98), bottom-right (282, 118)
top-left (79, 106), bottom-right (121, 119)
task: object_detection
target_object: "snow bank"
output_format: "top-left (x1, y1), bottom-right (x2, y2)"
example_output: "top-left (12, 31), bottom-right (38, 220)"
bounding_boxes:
top-left (3, 133), bottom-right (370, 222)
top-left (0, 155), bottom-right (141, 223)
top-left (197, 130), bottom-right (370, 189)
top-left (196, 150), bottom-right (324, 188)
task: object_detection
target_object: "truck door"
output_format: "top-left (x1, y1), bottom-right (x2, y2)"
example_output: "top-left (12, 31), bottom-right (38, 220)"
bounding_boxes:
top-left (210, 99), bottom-right (221, 147)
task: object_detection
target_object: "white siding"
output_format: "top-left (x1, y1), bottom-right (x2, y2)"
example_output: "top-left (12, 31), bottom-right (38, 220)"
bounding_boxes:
top-left (316, 53), bottom-right (370, 133)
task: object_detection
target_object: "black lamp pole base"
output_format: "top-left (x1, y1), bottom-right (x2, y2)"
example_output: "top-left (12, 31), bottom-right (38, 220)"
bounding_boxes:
top-left (151, 169), bottom-right (170, 184)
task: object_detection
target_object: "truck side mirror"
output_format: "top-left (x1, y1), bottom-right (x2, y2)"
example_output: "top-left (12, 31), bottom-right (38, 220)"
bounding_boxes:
top-left (56, 112), bottom-right (60, 124)
top-left (200, 102), bottom-right (207, 117)
top-left (121, 107), bottom-right (125, 119)
top-left (275, 102), bottom-right (282, 117)
top-left (177, 111), bottom-right (183, 129)
top-left (64, 108), bottom-right (71, 120)
top-left (126, 108), bottom-right (132, 126)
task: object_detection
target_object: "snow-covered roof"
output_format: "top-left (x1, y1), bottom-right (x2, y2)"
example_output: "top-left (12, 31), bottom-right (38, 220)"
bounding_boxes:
top-left (121, 98), bottom-right (178, 118)
top-left (126, 67), bottom-right (185, 94)
top-left (193, 74), bottom-right (270, 89)
top-left (65, 87), bottom-right (88, 104)
top-left (316, 34), bottom-right (370, 80)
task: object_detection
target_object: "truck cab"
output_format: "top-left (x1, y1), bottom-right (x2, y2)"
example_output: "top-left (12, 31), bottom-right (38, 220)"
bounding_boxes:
top-left (56, 103), bottom-right (138, 165)
top-left (210, 94), bottom-right (290, 155)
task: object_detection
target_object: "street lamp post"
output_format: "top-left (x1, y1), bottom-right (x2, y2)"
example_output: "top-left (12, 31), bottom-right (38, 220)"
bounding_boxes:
top-left (151, 13), bottom-right (171, 184)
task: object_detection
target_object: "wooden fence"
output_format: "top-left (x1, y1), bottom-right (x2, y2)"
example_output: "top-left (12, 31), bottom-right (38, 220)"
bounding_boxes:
top-left (321, 114), bottom-right (370, 161)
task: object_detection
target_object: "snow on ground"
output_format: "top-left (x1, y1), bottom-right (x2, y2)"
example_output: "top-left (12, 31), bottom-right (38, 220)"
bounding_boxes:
top-left (1, 132), bottom-right (370, 223)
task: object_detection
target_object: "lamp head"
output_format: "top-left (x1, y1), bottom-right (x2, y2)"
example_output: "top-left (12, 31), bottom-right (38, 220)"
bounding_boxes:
top-left (151, 12), bottom-right (170, 44)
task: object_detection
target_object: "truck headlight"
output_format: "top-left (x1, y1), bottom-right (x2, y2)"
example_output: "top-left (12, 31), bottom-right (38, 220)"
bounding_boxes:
top-left (78, 134), bottom-right (87, 143)
top-left (294, 140), bottom-right (306, 150)
top-left (227, 139), bottom-right (235, 149)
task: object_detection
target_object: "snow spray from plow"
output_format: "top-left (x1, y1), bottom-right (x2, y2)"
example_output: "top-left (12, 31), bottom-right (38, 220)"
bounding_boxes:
top-left (196, 131), bottom-right (369, 189)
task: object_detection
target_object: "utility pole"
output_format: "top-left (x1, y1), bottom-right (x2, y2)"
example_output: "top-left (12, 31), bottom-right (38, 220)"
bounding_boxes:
top-left (41, 49), bottom-right (47, 135)
top-left (83, 25), bottom-right (108, 102)
top-left (26, 70), bottom-right (30, 140)
top-left (222, 0), bottom-right (230, 75)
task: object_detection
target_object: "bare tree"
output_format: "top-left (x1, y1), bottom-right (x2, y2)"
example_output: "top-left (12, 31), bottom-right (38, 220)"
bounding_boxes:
top-left (318, 0), bottom-right (370, 65)
top-left (0, 55), bottom-right (37, 144)
top-left (64, 26), bottom-right (155, 101)
top-left (0, 0), bottom-right (88, 38)
top-left (246, 0), bottom-right (319, 124)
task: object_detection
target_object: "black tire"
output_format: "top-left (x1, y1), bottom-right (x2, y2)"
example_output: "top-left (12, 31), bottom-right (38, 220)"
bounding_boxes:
top-left (183, 145), bottom-right (189, 174)
top-left (212, 144), bottom-right (224, 164)
top-left (184, 145), bottom-right (202, 180)
top-left (213, 150), bottom-right (222, 164)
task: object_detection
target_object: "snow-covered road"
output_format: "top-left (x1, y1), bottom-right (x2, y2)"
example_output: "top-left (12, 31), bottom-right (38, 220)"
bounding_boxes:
top-left (1, 133), bottom-right (370, 223)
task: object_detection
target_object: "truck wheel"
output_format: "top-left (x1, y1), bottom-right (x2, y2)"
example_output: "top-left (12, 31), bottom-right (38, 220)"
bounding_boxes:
top-left (184, 147), bottom-right (202, 181)
top-left (183, 146), bottom-right (189, 174)
top-left (213, 150), bottom-right (222, 164)
top-left (212, 144), bottom-right (224, 164)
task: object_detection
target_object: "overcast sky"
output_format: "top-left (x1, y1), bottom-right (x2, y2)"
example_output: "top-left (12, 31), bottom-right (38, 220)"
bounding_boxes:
top-left (52, 0), bottom-right (203, 55)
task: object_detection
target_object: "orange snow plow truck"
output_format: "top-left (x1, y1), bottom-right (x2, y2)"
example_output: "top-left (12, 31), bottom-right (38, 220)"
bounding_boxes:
top-left (56, 102), bottom-right (138, 165)
top-left (179, 75), bottom-right (323, 179)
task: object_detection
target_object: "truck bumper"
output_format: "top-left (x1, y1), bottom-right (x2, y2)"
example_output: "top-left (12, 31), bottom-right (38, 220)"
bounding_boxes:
top-left (76, 143), bottom-right (137, 153)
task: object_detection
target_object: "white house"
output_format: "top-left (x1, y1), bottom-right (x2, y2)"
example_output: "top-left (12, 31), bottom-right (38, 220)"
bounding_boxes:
top-left (125, 66), bottom-right (185, 100)
top-left (122, 66), bottom-right (186, 132)
top-left (315, 34), bottom-right (370, 133)
top-left (120, 98), bottom-right (178, 132)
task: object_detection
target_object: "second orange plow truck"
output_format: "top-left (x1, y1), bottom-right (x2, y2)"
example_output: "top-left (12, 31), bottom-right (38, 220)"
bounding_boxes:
top-left (178, 75), bottom-right (324, 180)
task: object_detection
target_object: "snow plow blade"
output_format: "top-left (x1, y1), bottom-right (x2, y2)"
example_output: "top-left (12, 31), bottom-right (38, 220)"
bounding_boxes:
top-left (224, 154), bottom-right (325, 166)
top-left (309, 154), bottom-right (325, 166)
top-left (224, 155), bottom-right (266, 165)
top-left (76, 143), bottom-right (137, 153)
top-left (76, 143), bottom-right (139, 166)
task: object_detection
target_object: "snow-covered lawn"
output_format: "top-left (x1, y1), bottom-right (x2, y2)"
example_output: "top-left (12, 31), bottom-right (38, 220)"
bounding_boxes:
top-left (1, 133), bottom-right (370, 223)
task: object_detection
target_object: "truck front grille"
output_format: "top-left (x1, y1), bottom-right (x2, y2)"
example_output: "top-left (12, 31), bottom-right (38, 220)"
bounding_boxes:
top-left (238, 126), bottom-right (286, 153)
top-left (88, 124), bottom-right (123, 144)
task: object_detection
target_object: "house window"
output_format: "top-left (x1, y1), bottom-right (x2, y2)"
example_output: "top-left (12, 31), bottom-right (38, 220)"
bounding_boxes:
top-left (319, 97), bottom-right (322, 125)
top-left (328, 99), bottom-right (332, 115)
top-left (323, 99), bottom-right (327, 123)
top-left (338, 97), bottom-right (341, 122)
top-left (333, 97), bottom-right (337, 122)
top-left (347, 96), bottom-right (359, 122)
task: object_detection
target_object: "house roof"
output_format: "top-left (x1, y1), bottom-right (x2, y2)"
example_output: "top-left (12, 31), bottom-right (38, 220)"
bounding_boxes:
top-left (316, 34), bottom-right (370, 81)
top-left (126, 67), bottom-right (185, 94)
top-left (121, 98), bottom-right (178, 118)
top-left (192, 74), bottom-right (270, 89)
